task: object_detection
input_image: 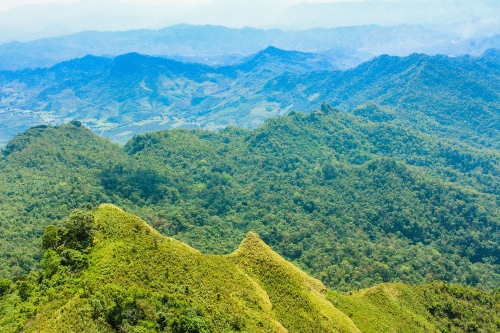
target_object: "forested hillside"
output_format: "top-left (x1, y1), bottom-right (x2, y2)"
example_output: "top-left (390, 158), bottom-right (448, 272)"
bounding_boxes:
top-left (3, 108), bottom-right (500, 292)
top-left (1, 205), bottom-right (499, 332)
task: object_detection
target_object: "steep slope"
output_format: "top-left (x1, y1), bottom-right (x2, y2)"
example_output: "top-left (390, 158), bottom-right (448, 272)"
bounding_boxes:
top-left (231, 232), bottom-right (360, 333)
top-left (0, 204), bottom-right (360, 333)
top-left (328, 283), bottom-right (500, 333)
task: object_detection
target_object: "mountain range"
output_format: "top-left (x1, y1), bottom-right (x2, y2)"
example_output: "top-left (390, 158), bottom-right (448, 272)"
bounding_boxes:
top-left (2, 38), bottom-right (500, 332)
top-left (1, 0), bottom-right (500, 43)
top-left (1, 47), bottom-right (500, 149)
top-left (3, 2), bottom-right (500, 331)
top-left (2, 24), bottom-right (500, 72)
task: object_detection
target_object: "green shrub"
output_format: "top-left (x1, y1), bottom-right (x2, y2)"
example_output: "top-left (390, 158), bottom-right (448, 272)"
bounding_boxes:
top-left (40, 250), bottom-right (61, 278)
top-left (0, 279), bottom-right (12, 297)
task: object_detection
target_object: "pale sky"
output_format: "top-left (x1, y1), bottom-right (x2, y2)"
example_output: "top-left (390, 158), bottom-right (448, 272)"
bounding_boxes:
top-left (0, 0), bottom-right (340, 12)
top-left (0, 0), bottom-right (202, 12)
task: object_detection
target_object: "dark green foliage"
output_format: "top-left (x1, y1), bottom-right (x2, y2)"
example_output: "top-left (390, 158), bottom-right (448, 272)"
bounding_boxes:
top-left (17, 280), bottom-right (33, 302)
top-left (102, 285), bottom-right (159, 331)
top-left (40, 250), bottom-right (60, 278)
top-left (59, 210), bottom-right (95, 251)
top-left (59, 249), bottom-right (88, 273)
top-left (171, 308), bottom-right (209, 333)
top-left (41, 225), bottom-right (61, 251)
top-left (0, 279), bottom-right (12, 297)
top-left (39, 209), bottom-right (95, 273)
top-left (3, 111), bottom-right (500, 291)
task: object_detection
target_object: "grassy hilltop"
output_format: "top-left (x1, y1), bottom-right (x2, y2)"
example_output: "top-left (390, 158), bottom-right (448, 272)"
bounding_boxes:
top-left (0, 205), bottom-right (359, 333)
top-left (1, 205), bottom-right (499, 333)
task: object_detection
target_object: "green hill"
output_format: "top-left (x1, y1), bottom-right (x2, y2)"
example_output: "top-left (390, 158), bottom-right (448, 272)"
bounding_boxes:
top-left (0, 204), bottom-right (360, 333)
top-left (329, 282), bottom-right (500, 333)
top-left (2, 108), bottom-right (500, 292)
top-left (1, 205), bottom-right (499, 332)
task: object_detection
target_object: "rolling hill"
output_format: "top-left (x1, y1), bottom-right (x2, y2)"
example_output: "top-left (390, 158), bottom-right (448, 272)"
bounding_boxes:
top-left (1, 204), bottom-right (499, 332)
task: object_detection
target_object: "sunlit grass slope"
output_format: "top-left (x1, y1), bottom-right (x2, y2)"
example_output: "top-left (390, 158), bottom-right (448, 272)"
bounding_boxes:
top-left (328, 283), bottom-right (500, 333)
top-left (230, 232), bottom-right (360, 333)
top-left (0, 204), bottom-right (359, 333)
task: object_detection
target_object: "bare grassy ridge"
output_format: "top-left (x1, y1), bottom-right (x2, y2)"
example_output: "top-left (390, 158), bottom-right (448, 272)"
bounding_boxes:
top-left (1, 205), bottom-right (499, 332)
top-left (0, 205), bottom-right (359, 333)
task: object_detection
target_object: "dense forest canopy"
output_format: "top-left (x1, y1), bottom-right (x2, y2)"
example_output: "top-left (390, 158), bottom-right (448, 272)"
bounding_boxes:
top-left (2, 107), bottom-right (500, 292)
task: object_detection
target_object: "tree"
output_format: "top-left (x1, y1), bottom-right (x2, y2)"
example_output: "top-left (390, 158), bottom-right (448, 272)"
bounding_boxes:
top-left (40, 250), bottom-right (61, 278)
top-left (41, 225), bottom-right (61, 251)
top-left (61, 210), bottom-right (95, 251)
top-left (0, 279), bottom-right (12, 297)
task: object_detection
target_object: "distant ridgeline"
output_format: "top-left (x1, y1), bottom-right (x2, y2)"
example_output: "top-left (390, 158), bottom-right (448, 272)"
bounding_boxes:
top-left (1, 205), bottom-right (499, 333)
top-left (0, 48), bottom-right (499, 148)
top-left (3, 108), bottom-right (500, 295)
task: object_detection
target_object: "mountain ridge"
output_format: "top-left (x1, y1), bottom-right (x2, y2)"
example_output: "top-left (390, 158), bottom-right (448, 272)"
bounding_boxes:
top-left (1, 204), bottom-right (499, 332)
top-left (2, 48), bottom-right (500, 148)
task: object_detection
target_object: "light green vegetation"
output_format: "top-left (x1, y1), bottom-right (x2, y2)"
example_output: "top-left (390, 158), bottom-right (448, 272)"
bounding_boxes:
top-left (329, 283), bottom-right (500, 333)
top-left (1, 206), bottom-right (499, 332)
top-left (0, 205), bottom-right (359, 333)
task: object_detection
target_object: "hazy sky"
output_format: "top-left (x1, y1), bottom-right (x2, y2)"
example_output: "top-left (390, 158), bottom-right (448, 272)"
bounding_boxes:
top-left (0, 0), bottom-right (199, 12)
top-left (1, 0), bottom-right (499, 44)
top-left (0, 0), bottom-right (340, 12)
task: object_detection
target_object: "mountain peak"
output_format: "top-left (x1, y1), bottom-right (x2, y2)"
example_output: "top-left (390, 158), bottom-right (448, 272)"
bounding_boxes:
top-left (481, 48), bottom-right (500, 61)
top-left (237, 47), bottom-right (337, 73)
top-left (34, 205), bottom-right (359, 332)
top-left (237, 231), bottom-right (274, 256)
top-left (231, 232), bottom-right (361, 333)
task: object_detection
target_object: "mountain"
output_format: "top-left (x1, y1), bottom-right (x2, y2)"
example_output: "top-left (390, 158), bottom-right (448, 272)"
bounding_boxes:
top-left (0, 205), bottom-right (359, 333)
top-left (1, 0), bottom-right (500, 44)
top-left (3, 24), bottom-right (500, 72)
top-left (276, 0), bottom-right (500, 32)
top-left (1, 205), bottom-right (499, 332)
top-left (1, 49), bottom-right (500, 148)
top-left (3, 109), bottom-right (500, 292)
top-left (265, 51), bottom-right (500, 148)
top-left (0, 48), bottom-right (343, 147)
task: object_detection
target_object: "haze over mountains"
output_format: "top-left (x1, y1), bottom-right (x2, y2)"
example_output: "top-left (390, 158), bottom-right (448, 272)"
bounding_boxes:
top-left (4, 1), bottom-right (500, 332)
top-left (1, 0), bottom-right (500, 44)
top-left (3, 24), bottom-right (500, 72)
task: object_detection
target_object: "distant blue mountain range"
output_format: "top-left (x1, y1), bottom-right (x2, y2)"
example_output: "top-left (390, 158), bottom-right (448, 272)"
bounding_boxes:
top-left (1, 47), bottom-right (499, 148)
top-left (1, 24), bottom-right (499, 72)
